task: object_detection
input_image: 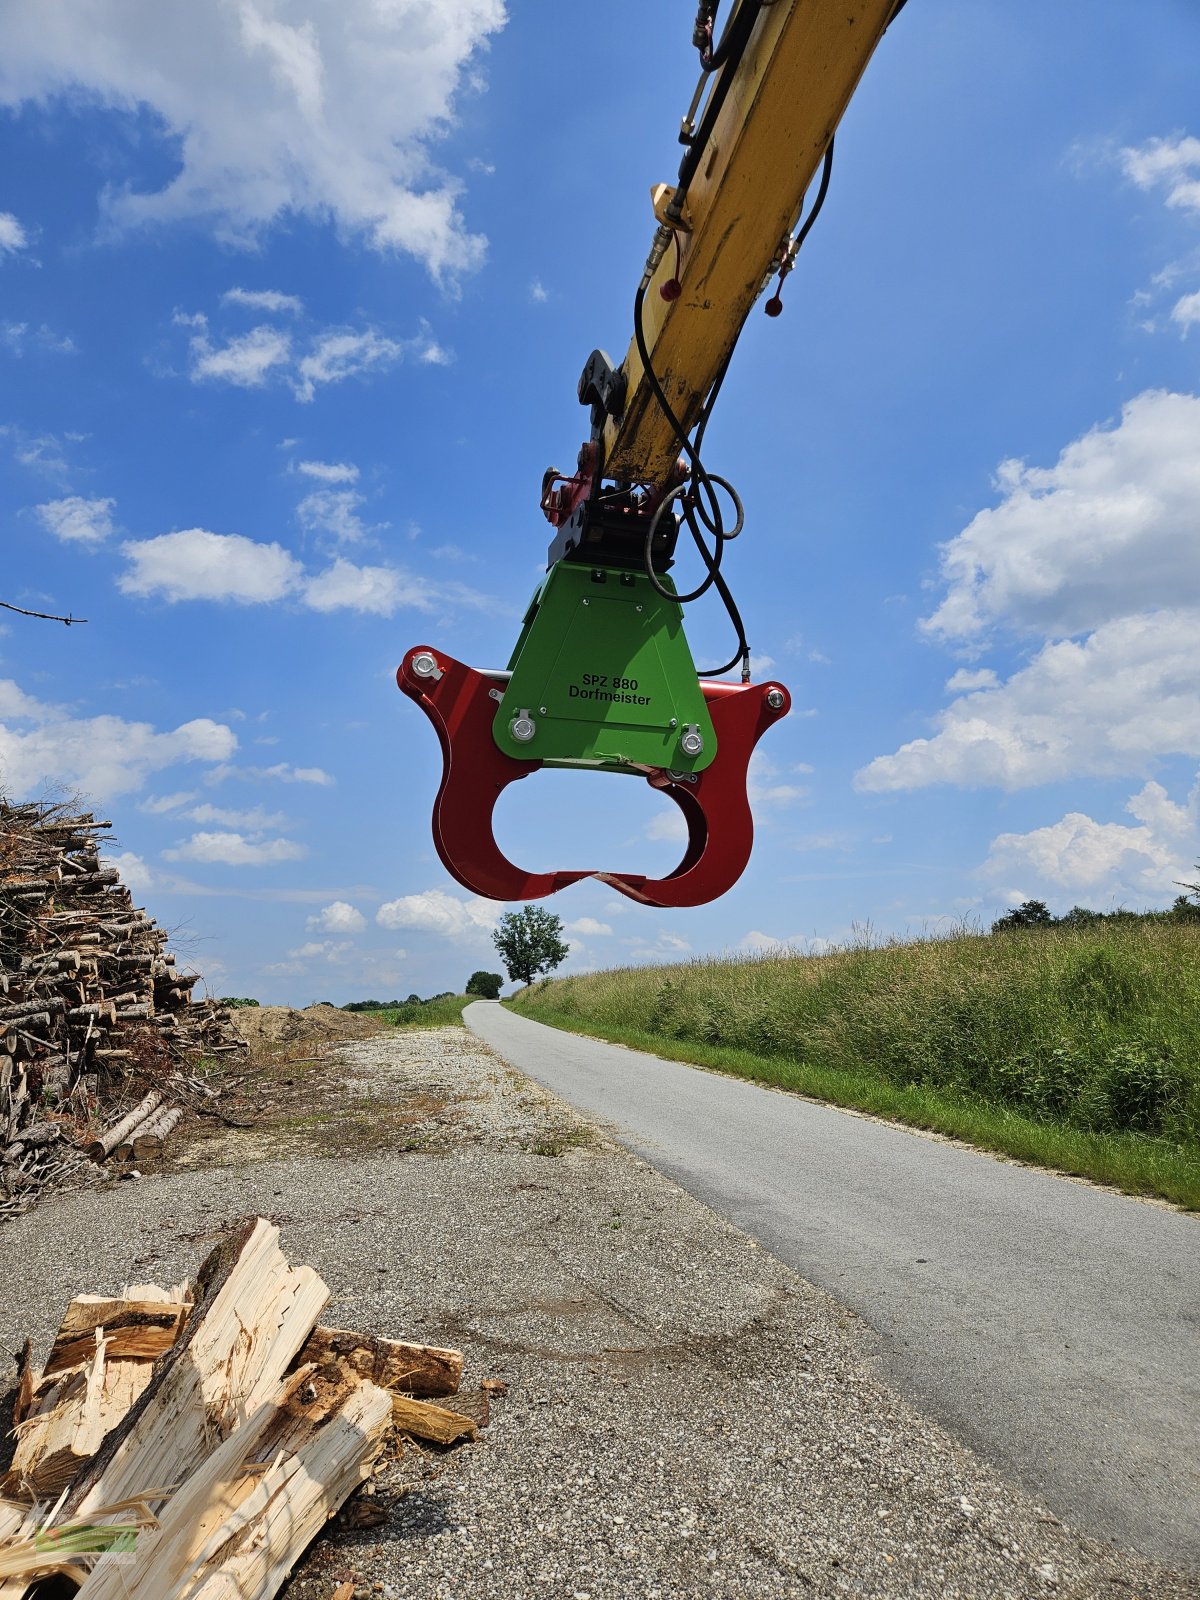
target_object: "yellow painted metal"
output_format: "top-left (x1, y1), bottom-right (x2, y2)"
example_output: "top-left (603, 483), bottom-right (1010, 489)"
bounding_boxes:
top-left (603, 0), bottom-right (899, 486)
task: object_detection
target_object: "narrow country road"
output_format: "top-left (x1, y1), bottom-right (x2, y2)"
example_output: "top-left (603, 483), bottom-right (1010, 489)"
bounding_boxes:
top-left (465, 1001), bottom-right (1200, 1572)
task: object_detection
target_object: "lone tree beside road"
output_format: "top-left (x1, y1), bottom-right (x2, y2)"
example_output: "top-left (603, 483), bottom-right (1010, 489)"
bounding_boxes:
top-left (466, 969), bottom-right (504, 999)
top-left (492, 906), bottom-right (569, 988)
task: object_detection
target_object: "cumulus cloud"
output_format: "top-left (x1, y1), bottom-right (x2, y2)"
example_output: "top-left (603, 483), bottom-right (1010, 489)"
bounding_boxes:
top-left (222, 286), bottom-right (303, 314)
top-left (292, 326), bottom-right (444, 401)
top-left (865, 389), bottom-right (1200, 793)
top-left (164, 831), bottom-right (308, 865)
top-left (297, 488), bottom-right (373, 543)
top-left (206, 761), bottom-right (333, 787)
top-left (184, 802), bottom-right (288, 831)
top-left (0, 212), bottom-right (28, 254)
top-left (3, 322), bottom-right (75, 355)
top-left (0, 1), bottom-right (507, 281)
top-left (565, 917), bottom-right (612, 938)
top-left (118, 524), bottom-right (490, 616)
top-left (188, 324), bottom-right (292, 387)
top-left (139, 790), bottom-right (197, 815)
top-left (748, 751), bottom-right (808, 809)
top-left (36, 496), bottom-right (115, 545)
top-left (296, 459), bottom-right (358, 484)
top-left (1173, 291), bottom-right (1200, 334)
top-left (1120, 134), bottom-right (1200, 216)
top-left (858, 609), bottom-right (1200, 791)
top-left (102, 850), bottom-right (156, 894)
top-left (119, 530), bottom-right (303, 603)
top-left (307, 900), bottom-right (367, 933)
top-left (0, 678), bottom-right (236, 800)
top-left (922, 391), bottom-right (1200, 642)
top-left (982, 771), bottom-right (1200, 906)
top-left (945, 668), bottom-right (998, 693)
top-left (303, 558), bottom-right (415, 616)
top-left (376, 889), bottom-right (497, 939)
top-left (1117, 137), bottom-right (1200, 338)
top-left (178, 310), bottom-right (447, 401)
top-left (644, 809), bottom-right (687, 845)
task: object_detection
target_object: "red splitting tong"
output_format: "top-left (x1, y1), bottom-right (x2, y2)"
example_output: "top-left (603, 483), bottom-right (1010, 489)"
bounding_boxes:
top-left (397, 645), bottom-right (790, 908)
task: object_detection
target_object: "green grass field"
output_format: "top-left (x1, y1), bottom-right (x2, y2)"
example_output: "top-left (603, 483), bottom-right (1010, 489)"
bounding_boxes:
top-left (371, 994), bottom-right (471, 1028)
top-left (507, 923), bottom-right (1200, 1208)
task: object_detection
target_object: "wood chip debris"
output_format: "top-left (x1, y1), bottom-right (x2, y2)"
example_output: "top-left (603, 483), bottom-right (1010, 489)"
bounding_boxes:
top-left (0, 1217), bottom-right (478, 1598)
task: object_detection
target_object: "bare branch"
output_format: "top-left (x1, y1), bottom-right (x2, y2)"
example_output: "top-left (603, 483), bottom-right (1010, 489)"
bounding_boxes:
top-left (0, 599), bottom-right (88, 625)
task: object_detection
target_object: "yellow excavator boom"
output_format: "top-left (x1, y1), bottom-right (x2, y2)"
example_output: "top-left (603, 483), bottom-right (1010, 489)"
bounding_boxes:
top-left (605, 0), bottom-right (901, 487)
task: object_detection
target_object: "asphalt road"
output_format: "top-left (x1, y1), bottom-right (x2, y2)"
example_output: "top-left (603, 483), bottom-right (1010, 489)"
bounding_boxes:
top-left (466, 1001), bottom-right (1200, 1572)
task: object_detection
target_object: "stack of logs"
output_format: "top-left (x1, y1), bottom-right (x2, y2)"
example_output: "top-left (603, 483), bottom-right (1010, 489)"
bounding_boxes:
top-left (0, 1218), bottom-right (481, 1597)
top-left (1, 800), bottom-right (247, 1217)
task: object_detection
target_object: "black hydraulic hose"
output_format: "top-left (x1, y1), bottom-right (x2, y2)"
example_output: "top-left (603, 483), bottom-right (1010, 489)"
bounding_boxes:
top-left (700, 0), bottom-right (766, 74)
top-left (673, 0), bottom-right (764, 212)
top-left (633, 282), bottom-right (750, 674)
top-left (793, 137), bottom-right (835, 257)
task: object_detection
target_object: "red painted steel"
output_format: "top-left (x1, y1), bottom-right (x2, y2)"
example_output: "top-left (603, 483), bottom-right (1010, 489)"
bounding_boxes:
top-left (397, 645), bottom-right (789, 908)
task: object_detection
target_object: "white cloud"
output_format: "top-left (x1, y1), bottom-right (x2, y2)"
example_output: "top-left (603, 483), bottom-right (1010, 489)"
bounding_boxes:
top-left (178, 311), bottom-right (446, 400)
top-left (0, 678), bottom-right (236, 800)
top-left (189, 324), bottom-right (293, 387)
top-left (139, 790), bottom-right (197, 814)
top-left (529, 278), bottom-right (548, 303)
top-left (297, 487), bottom-right (373, 543)
top-left (102, 850), bottom-right (156, 894)
top-left (1120, 134), bottom-right (1200, 216)
top-left (307, 900), bottom-right (367, 933)
top-left (626, 930), bottom-right (691, 958)
top-left (565, 917), bottom-right (612, 937)
top-left (222, 286), bottom-right (303, 314)
top-left (735, 930), bottom-right (797, 953)
top-left (36, 496), bottom-right (115, 545)
top-left (303, 558), bottom-right (421, 616)
top-left (206, 761), bottom-right (334, 787)
top-left (119, 530), bottom-right (304, 603)
top-left (1173, 290), bottom-right (1200, 333)
top-left (945, 668), bottom-right (998, 693)
top-left (296, 459), bottom-right (358, 483)
top-left (116, 528), bottom-right (484, 618)
top-left (645, 809), bottom-right (688, 844)
top-left (376, 888), bottom-right (497, 940)
top-left (185, 802), bottom-right (288, 830)
top-left (292, 327), bottom-right (404, 402)
top-left (164, 831), bottom-right (308, 866)
top-left (748, 751), bottom-right (808, 809)
top-left (922, 391), bottom-right (1200, 641)
top-left (0, 212), bottom-right (28, 254)
top-left (0, 0), bottom-right (507, 281)
top-left (858, 608), bottom-right (1200, 791)
top-left (3, 322), bottom-right (74, 355)
top-left (982, 772), bottom-right (1200, 906)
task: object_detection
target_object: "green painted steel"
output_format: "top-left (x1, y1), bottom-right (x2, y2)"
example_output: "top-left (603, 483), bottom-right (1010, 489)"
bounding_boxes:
top-left (492, 563), bottom-right (717, 773)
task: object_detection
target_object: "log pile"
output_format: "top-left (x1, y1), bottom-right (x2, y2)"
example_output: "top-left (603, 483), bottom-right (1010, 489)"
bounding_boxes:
top-left (0, 1218), bottom-right (478, 1597)
top-left (1, 801), bottom-right (247, 1219)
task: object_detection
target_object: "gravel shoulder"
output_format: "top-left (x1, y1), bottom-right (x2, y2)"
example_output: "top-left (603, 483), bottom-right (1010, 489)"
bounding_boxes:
top-left (1, 1026), bottom-right (1194, 1600)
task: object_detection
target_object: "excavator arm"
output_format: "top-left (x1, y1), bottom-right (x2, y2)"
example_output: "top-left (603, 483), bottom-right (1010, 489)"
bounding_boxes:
top-left (399, 0), bottom-right (905, 908)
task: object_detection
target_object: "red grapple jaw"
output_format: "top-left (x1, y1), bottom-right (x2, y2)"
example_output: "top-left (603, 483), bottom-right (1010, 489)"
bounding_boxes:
top-left (397, 646), bottom-right (790, 908)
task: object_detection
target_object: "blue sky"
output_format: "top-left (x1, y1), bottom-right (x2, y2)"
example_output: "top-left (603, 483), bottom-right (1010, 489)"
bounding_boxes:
top-left (2, 0), bottom-right (1198, 1001)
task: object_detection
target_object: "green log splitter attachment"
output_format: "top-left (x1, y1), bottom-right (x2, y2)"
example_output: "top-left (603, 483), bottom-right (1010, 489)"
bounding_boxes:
top-left (398, 350), bottom-right (791, 907)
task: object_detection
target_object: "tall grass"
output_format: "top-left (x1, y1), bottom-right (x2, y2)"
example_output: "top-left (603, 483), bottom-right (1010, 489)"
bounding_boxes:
top-left (374, 994), bottom-right (470, 1028)
top-left (508, 923), bottom-right (1200, 1206)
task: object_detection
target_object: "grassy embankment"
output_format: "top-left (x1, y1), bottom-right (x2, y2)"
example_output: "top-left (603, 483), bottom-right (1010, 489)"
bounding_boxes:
top-left (508, 923), bottom-right (1200, 1208)
top-left (370, 994), bottom-right (472, 1028)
